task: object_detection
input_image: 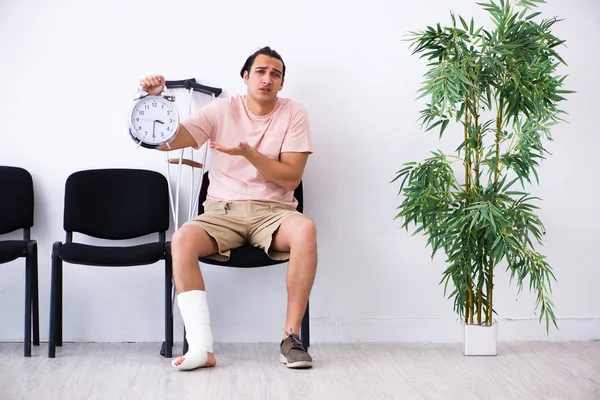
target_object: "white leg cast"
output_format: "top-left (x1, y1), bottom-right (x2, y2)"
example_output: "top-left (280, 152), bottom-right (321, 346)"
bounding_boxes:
top-left (172, 290), bottom-right (214, 371)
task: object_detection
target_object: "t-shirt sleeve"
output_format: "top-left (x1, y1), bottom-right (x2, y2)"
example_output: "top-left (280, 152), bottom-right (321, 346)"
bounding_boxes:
top-left (281, 104), bottom-right (313, 154)
top-left (180, 100), bottom-right (219, 149)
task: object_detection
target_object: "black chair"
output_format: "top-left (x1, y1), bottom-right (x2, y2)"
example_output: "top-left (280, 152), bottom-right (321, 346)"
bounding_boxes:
top-left (168, 171), bottom-right (310, 356)
top-left (0, 166), bottom-right (39, 357)
top-left (48, 169), bottom-right (173, 358)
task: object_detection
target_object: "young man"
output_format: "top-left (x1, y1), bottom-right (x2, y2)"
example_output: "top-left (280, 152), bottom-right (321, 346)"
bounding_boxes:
top-left (139, 47), bottom-right (317, 371)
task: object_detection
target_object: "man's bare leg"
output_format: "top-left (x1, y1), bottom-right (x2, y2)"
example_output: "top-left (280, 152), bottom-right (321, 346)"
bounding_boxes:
top-left (271, 215), bottom-right (318, 340)
top-left (170, 224), bottom-right (219, 369)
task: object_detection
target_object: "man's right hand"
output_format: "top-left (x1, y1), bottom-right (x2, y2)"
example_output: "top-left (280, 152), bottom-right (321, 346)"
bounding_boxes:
top-left (139, 74), bottom-right (166, 96)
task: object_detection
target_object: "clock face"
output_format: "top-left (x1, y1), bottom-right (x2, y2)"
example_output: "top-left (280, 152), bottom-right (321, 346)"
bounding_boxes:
top-left (129, 96), bottom-right (179, 146)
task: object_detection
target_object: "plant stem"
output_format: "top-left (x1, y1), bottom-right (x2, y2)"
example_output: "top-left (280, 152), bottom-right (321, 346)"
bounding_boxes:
top-left (477, 288), bottom-right (483, 325)
top-left (473, 93), bottom-right (481, 188)
top-left (467, 277), bottom-right (474, 324)
top-left (487, 256), bottom-right (494, 324)
top-left (464, 99), bottom-right (471, 191)
top-left (464, 95), bottom-right (475, 326)
top-left (474, 92), bottom-right (484, 326)
top-left (486, 99), bottom-right (504, 325)
top-left (495, 100), bottom-right (503, 184)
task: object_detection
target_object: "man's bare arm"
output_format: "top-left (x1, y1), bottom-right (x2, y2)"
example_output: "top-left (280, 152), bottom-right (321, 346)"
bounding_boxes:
top-left (209, 142), bottom-right (309, 190)
top-left (158, 124), bottom-right (205, 151)
top-left (245, 149), bottom-right (309, 191)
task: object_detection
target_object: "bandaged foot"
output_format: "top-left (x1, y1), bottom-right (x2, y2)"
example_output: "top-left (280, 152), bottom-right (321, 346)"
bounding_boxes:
top-left (171, 290), bottom-right (216, 371)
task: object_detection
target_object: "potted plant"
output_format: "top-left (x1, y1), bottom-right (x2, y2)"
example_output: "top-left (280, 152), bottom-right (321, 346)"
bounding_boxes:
top-left (393, 0), bottom-right (572, 355)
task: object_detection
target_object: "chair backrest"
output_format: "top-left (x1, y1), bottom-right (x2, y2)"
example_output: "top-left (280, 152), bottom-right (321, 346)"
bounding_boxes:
top-left (63, 169), bottom-right (169, 240)
top-left (197, 171), bottom-right (303, 214)
top-left (0, 166), bottom-right (34, 235)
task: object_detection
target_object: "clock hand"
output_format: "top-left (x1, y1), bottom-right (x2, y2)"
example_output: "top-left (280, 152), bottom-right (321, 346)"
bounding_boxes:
top-left (137, 118), bottom-right (164, 124)
top-left (134, 120), bottom-right (163, 149)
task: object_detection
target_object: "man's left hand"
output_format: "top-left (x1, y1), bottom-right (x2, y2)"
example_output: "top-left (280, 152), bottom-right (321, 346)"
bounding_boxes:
top-left (210, 141), bottom-right (251, 157)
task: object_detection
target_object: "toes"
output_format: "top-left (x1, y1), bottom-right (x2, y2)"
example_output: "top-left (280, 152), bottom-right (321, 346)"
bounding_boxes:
top-left (170, 349), bottom-right (214, 371)
top-left (171, 356), bottom-right (185, 367)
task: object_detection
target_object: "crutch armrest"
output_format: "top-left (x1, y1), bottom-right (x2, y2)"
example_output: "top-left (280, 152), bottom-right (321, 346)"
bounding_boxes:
top-left (165, 78), bottom-right (197, 89)
top-left (168, 158), bottom-right (204, 169)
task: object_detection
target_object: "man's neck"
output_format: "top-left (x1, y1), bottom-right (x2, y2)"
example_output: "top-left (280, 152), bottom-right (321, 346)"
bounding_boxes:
top-left (246, 96), bottom-right (277, 116)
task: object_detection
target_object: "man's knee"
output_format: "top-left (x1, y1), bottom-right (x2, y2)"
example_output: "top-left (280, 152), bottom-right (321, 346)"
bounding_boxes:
top-left (171, 225), bottom-right (215, 259)
top-left (171, 227), bottom-right (194, 258)
top-left (291, 217), bottom-right (317, 247)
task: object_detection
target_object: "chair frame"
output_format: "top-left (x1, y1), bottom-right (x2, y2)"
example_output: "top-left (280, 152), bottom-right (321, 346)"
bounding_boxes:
top-left (0, 166), bottom-right (39, 357)
top-left (48, 169), bottom-right (173, 358)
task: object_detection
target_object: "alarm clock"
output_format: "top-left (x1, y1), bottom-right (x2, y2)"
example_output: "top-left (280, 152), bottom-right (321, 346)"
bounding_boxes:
top-left (128, 84), bottom-right (179, 149)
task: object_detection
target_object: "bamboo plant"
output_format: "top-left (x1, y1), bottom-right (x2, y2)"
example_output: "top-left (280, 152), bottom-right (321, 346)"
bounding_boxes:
top-left (393, 0), bottom-right (572, 331)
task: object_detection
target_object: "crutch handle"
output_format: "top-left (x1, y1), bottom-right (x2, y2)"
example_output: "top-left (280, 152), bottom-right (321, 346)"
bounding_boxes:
top-left (165, 78), bottom-right (197, 89)
top-left (165, 79), bottom-right (222, 97)
top-left (168, 158), bottom-right (204, 169)
top-left (188, 82), bottom-right (223, 97)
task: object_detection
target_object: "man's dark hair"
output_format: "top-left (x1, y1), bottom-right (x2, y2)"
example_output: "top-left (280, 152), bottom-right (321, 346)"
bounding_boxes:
top-left (240, 46), bottom-right (286, 81)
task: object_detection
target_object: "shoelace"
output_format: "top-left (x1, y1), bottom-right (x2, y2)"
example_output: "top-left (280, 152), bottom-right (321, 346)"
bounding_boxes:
top-left (286, 331), bottom-right (305, 351)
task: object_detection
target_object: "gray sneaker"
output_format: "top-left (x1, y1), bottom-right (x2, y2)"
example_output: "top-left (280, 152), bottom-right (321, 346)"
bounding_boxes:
top-left (279, 333), bottom-right (313, 369)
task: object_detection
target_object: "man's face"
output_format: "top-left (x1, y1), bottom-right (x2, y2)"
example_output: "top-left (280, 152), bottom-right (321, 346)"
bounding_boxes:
top-left (244, 54), bottom-right (284, 103)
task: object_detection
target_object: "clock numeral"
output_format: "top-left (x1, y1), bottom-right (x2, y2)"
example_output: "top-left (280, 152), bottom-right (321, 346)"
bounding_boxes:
top-left (136, 118), bottom-right (139, 122)
top-left (144, 105), bottom-right (150, 110)
top-left (169, 119), bottom-right (173, 123)
top-left (167, 111), bottom-right (171, 115)
top-left (139, 111), bottom-right (145, 115)
top-left (166, 127), bottom-right (170, 131)
top-left (152, 102), bottom-right (157, 107)
top-left (138, 126), bottom-right (142, 130)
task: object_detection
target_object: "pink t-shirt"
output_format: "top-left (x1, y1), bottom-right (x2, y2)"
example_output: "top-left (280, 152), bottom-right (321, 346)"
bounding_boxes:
top-left (180, 94), bottom-right (312, 209)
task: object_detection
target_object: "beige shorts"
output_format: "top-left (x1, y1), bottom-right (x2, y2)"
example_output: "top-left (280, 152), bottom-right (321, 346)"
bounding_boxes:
top-left (185, 199), bottom-right (301, 262)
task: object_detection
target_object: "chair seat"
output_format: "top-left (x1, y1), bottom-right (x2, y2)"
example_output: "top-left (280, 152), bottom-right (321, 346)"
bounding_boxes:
top-left (58, 242), bottom-right (165, 266)
top-left (200, 245), bottom-right (288, 268)
top-left (0, 240), bottom-right (26, 263)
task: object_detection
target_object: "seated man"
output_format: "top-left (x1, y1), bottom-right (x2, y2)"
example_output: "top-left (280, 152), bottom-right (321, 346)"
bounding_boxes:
top-left (140, 46), bottom-right (317, 371)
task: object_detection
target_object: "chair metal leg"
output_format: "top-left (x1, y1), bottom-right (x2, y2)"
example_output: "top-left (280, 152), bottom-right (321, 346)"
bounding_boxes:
top-left (57, 258), bottom-right (63, 347)
top-left (183, 329), bottom-right (188, 355)
top-left (48, 245), bottom-right (60, 358)
top-left (31, 242), bottom-right (40, 346)
top-left (24, 249), bottom-right (32, 357)
top-left (164, 256), bottom-right (173, 358)
top-left (301, 300), bottom-right (310, 348)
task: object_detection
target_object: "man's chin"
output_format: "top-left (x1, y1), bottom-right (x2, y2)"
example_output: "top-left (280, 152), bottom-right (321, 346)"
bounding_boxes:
top-left (254, 93), bottom-right (277, 102)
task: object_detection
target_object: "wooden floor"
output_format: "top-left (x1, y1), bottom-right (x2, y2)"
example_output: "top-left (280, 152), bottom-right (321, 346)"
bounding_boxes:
top-left (1, 342), bottom-right (599, 400)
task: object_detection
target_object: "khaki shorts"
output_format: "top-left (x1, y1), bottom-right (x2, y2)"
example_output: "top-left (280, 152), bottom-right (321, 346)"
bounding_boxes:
top-left (185, 199), bottom-right (301, 262)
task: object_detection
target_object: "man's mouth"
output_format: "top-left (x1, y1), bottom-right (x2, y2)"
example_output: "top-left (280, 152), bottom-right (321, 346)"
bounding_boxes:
top-left (259, 88), bottom-right (271, 93)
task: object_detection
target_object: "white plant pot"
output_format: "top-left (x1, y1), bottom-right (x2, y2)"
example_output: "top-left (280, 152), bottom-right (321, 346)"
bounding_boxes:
top-left (462, 320), bottom-right (498, 356)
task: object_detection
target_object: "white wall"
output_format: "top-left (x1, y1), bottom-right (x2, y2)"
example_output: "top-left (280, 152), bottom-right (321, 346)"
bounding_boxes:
top-left (1, 0), bottom-right (598, 344)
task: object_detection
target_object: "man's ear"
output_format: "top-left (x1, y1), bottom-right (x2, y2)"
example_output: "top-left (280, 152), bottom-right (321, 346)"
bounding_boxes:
top-left (243, 70), bottom-right (249, 84)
